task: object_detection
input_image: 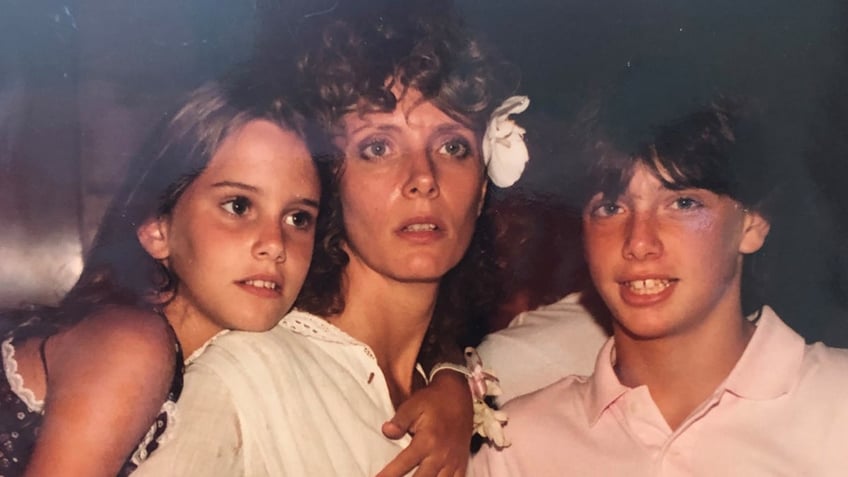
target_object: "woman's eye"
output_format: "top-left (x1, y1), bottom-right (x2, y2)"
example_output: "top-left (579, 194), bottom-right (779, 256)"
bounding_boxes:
top-left (221, 196), bottom-right (251, 216)
top-left (438, 139), bottom-right (471, 159)
top-left (284, 211), bottom-right (314, 229)
top-left (359, 139), bottom-right (391, 160)
top-left (672, 197), bottom-right (702, 210)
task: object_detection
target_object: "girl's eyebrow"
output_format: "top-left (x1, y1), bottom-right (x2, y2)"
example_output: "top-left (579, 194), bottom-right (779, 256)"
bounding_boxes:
top-left (293, 197), bottom-right (321, 209)
top-left (210, 180), bottom-right (258, 192)
top-left (212, 181), bottom-right (320, 209)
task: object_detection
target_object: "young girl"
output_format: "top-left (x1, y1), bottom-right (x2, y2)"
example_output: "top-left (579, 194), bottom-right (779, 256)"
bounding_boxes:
top-left (0, 72), bottom-right (321, 476)
top-left (132, 2), bottom-right (529, 475)
top-left (474, 100), bottom-right (848, 476)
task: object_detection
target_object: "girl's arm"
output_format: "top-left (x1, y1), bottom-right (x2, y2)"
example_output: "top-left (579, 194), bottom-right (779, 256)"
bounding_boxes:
top-left (23, 308), bottom-right (175, 477)
top-left (378, 366), bottom-right (473, 477)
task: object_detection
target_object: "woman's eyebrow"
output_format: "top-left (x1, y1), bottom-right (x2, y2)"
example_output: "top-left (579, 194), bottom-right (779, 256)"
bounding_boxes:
top-left (431, 123), bottom-right (472, 135)
top-left (349, 122), bottom-right (401, 136)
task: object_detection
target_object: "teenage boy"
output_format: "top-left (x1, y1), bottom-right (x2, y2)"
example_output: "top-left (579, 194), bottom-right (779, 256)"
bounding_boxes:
top-left (473, 103), bottom-right (848, 476)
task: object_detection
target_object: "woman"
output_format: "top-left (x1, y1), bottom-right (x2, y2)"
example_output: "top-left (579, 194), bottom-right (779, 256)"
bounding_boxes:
top-left (133, 2), bottom-right (528, 475)
top-left (0, 72), bottom-right (321, 476)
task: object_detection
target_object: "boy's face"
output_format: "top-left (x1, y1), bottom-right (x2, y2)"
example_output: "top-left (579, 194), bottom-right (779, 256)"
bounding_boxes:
top-left (582, 164), bottom-right (770, 342)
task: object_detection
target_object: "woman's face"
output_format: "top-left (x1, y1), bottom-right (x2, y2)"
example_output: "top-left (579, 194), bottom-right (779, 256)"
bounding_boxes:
top-left (333, 88), bottom-right (487, 284)
top-left (141, 120), bottom-right (320, 339)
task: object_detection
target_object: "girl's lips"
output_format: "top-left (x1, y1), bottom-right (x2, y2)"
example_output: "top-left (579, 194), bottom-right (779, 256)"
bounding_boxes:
top-left (236, 277), bottom-right (283, 298)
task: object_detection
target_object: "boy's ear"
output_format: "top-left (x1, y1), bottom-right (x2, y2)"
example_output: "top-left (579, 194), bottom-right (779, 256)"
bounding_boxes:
top-left (739, 211), bottom-right (771, 254)
top-left (136, 217), bottom-right (171, 260)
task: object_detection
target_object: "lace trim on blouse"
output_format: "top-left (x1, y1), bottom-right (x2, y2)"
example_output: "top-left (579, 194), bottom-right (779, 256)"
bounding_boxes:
top-left (283, 310), bottom-right (428, 380)
top-left (184, 329), bottom-right (230, 366)
top-left (1, 338), bottom-right (44, 412)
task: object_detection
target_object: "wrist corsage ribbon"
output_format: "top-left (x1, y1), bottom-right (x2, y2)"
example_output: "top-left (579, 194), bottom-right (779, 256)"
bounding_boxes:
top-left (482, 95), bottom-right (531, 188)
top-left (429, 347), bottom-right (510, 448)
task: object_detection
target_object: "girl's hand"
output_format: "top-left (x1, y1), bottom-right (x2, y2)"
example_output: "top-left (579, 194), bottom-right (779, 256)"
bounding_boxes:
top-left (377, 371), bottom-right (472, 477)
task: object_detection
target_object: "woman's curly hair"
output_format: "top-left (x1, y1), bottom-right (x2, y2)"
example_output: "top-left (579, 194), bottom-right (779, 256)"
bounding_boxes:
top-left (292, 0), bottom-right (518, 360)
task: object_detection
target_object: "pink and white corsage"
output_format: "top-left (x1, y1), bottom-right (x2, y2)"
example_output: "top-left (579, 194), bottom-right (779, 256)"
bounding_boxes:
top-left (482, 95), bottom-right (531, 188)
top-left (428, 347), bottom-right (510, 448)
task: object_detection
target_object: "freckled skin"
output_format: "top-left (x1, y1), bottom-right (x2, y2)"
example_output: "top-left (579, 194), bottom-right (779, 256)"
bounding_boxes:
top-left (582, 165), bottom-right (764, 343)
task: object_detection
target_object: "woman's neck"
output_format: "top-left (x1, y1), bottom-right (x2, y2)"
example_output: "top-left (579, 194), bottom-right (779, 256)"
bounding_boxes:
top-left (330, 266), bottom-right (439, 407)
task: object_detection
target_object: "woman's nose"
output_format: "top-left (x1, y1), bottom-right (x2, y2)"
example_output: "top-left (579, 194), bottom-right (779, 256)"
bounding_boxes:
top-left (402, 150), bottom-right (440, 199)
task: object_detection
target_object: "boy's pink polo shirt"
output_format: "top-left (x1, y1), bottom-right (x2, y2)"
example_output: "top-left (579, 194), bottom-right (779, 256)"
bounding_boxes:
top-left (473, 307), bottom-right (848, 477)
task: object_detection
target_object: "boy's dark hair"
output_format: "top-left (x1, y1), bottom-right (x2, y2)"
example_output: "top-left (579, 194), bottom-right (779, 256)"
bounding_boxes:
top-left (573, 99), bottom-right (777, 315)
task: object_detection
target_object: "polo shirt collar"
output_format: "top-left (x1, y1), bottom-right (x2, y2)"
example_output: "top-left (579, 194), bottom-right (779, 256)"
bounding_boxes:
top-left (586, 337), bottom-right (629, 426)
top-left (584, 306), bottom-right (805, 425)
top-left (721, 306), bottom-right (806, 400)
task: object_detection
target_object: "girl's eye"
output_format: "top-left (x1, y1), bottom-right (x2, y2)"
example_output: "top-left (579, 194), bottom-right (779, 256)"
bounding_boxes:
top-left (438, 139), bottom-right (471, 159)
top-left (359, 139), bottom-right (392, 160)
top-left (221, 196), bottom-right (251, 216)
top-left (284, 211), bottom-right (314, 230)
top-left (672, 197), bottom-right (702, 210)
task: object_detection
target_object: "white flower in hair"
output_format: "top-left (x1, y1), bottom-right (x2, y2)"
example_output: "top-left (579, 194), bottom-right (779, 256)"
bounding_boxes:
top-left (482, 95), bottom-right (530, 188)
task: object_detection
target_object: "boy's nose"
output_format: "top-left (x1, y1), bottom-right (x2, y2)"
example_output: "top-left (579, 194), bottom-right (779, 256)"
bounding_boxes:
top-left (622, 212), bottom-right (663, 260)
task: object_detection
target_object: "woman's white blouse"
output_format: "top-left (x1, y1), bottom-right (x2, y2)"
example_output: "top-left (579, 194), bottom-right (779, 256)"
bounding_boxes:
top-left (133, 309), bottom-right (412, 477)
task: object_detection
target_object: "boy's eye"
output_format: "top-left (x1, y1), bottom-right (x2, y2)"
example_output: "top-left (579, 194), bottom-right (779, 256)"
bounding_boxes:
top-left (591, 201), bottom-right (623, 218)
top-left (672, 197), bottom-right (702, 210)
top-left (359, 139), bottom-right (392, 160)
top-left (438, 139), bottom-right (471, 159)
top-left (284, 211), bottom-right (314, 229)
top-left (222, 196), bottom-right (251, 216)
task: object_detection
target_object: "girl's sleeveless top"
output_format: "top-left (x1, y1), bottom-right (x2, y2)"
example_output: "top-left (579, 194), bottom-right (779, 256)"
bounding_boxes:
top-left (0, 316), bottom-right (184, 476)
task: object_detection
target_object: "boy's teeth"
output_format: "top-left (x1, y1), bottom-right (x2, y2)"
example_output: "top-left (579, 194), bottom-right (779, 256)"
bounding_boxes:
top-left (404, 223), bottom-right (436, 232)
top-left (244, 279), bottom-right (277, 290)
top-left (625, 279), bottom-right (671, 295)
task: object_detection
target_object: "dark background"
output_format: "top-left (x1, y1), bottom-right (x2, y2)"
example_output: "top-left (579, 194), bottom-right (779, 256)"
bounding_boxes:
top-left (1, 0), bottom-right (846, 343)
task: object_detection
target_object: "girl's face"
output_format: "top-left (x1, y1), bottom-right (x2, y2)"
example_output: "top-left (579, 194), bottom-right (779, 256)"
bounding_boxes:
top-left (582, 164), bottom-right (769, 342)
top-left (333, 88), bottom-right (487, 285)
top-left (140, 120), bottom-right (320, 340)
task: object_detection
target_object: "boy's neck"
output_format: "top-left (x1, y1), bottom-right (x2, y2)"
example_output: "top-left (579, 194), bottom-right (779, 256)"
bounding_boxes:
top-left (613, 315), bottom-right (756, 431)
